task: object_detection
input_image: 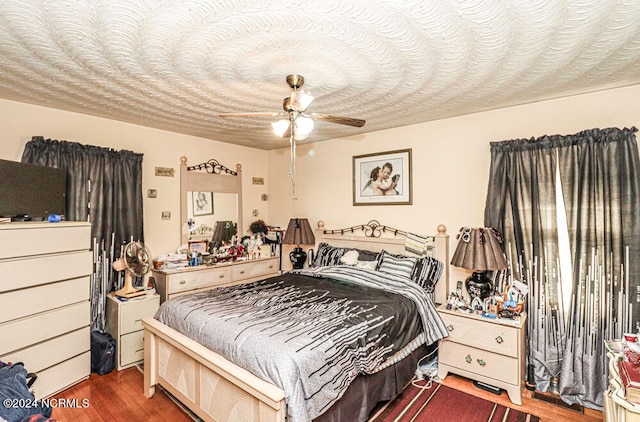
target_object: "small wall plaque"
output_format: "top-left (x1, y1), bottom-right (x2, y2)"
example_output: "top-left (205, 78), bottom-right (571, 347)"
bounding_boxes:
top-left (155, 167), bottom-right (175, 177)
top-left (252, 177), bottom-right (264, 185)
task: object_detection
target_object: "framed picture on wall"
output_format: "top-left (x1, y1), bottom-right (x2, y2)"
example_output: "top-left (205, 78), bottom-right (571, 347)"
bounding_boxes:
top-left (192, 191), bottom-right (213, 216)
top-left (353, 149), bottom-right (412, 205)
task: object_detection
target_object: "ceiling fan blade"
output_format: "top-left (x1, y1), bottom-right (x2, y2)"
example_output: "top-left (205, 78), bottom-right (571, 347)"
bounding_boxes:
top-left (219, 112), bottom-right (283, 118)
top-left (307, 113), bottom-right (366, 127)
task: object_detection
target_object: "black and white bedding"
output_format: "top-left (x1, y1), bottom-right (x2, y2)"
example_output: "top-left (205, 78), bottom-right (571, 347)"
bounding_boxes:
top-left (154, 265), bottom-right (448, 421)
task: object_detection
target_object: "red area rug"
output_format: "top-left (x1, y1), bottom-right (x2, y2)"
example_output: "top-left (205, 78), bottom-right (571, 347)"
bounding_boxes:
top-left (369, 381), bottom-right (540, 422)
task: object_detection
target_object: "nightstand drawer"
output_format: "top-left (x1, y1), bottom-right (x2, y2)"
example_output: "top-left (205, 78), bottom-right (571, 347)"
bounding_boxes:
top-left (166, 267), bottom-right (232, 294)
top-left (439, 339), bottom-right (519, 385)
top-left (231, 259), bottom-right (278, 280)
top-left (120, 330), bottom-right (144, 366)
top-left (120, 296), bottom-right (161, 334)
top-left (440, 312), bottom-right (518, 357)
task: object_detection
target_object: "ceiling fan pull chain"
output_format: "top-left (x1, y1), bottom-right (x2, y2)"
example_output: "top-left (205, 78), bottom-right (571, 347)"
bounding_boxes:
top-left (290, 115), bottom-right (297, 200)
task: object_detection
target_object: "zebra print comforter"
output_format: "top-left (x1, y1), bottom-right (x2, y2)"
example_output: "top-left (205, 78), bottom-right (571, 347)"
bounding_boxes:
top-left (154, 265), bottom-right (448, 421)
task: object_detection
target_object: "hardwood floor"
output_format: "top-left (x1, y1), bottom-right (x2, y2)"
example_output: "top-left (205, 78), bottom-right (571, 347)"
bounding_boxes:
top-left (49, 367), bottom-right (604, 421)
top-left (50, 367), bottom-right (192, 421)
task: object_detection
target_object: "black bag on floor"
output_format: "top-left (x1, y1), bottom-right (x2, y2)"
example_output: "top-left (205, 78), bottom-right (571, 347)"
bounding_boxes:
top-left (0, 362), bottom-right (52, 422)
top-left (90, 330), bottom-right (116, 375)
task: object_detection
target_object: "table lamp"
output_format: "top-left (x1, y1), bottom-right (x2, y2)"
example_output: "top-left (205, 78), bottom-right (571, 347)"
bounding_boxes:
top-left (450, 227), bottom-right (508, 300)
top-left (282, 218), bottom-right (315, 269)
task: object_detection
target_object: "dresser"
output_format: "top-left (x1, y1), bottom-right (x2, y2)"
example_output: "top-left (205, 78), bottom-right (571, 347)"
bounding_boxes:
top-left (152, 256), bottom-right (279, 303)
top-left (0, 221), bottom-right (92, 399)
top-left (436, 305), bottom-right (527, 405)
top-left (105, 292), bottom-right (160, 370)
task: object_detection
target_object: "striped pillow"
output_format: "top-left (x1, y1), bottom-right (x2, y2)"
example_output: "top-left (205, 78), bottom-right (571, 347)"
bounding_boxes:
top-left (376, 250), bottom-right (417, 279)
top-left (411, 256), bottom-right (444, 293)
top-left (312, 243), bottom-right (351, 267)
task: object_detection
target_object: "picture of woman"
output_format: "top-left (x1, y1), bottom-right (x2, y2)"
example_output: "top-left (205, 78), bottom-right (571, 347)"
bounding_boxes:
top-left (192, 191), bottom-right (213, 215)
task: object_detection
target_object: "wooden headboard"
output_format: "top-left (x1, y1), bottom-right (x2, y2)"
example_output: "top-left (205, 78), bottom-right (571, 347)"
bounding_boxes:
top-left (314, 220), bottom-right (449, 304)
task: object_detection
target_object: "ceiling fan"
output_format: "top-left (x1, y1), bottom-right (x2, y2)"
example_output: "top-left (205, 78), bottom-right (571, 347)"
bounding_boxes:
top-left (219, 74), bottom-right (366, 139)
top-left (219, 75), bottom-right (366, 199)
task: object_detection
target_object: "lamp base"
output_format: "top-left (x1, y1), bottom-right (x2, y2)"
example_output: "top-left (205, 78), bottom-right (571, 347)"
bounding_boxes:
top-left (465, 271), bottom-right (492, 300)
top-left (289, 246), bottom-right (307, 269)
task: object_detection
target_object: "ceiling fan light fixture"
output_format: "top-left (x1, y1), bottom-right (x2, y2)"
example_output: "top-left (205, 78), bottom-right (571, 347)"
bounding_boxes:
top-left (272, 119), bottom-right (290, 137)
top-left (295, 116), bottom-right (314, 139)
top-left (290, 91), bottom-right (314, 111)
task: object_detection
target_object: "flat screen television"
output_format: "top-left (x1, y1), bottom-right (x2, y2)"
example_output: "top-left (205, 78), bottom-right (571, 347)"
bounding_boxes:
top-left (0, 159), bottom-right (66, 221)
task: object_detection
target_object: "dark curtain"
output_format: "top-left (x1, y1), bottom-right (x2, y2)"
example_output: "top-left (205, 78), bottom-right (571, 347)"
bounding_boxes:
top-left (21, 136), bottom-right (144, 251)
top-left (483, 136), bottom-right (564, 394)
top-left (484, 127), bottom-right (640, 410)
top-left (556, 127), bottom-right (640, 407)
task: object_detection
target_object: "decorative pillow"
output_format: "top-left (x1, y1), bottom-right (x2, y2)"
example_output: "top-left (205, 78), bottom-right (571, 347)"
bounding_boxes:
top-left (376, 250), bottom-right (417, 279)
top-left (411, 256), bottom-right (445, 293)
top-left (356, 249), bottom-right (379, 262)
top-left (356, 260), bottom-right (377, 270)
top-left (312, 242), bottom-right (351, 267)
top-left (339, 250), bottom-right (360, 266)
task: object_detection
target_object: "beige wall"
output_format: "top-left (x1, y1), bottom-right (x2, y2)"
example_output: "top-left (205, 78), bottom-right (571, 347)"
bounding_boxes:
top-left (267, 84), bottom-right (640, 294)
top-left (0, 98), bottom-right (270, 255)
top-left (2, 83), bottom-right (639, 296)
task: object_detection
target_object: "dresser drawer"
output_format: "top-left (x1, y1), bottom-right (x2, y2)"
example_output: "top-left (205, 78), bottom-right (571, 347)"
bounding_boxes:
top-left (440, 312), bottom-right (519, 357)
top-left (0, 276), bottom-right (90, 323)
top-left (231, 258), bottom-right (278, 280)
top-left (1, 327), bottom-right (89, 374)
top-left (0, 250), bottom-right (92, 293)
top-left (120, 295), bottom-right (160, 334)
top-left (166, 267), bottom-right (232, 294)
top-left (120, 330), bottom-right (145, 367)
top-left (0, 222), bottom-right (91, 260)
top-left (0, 301), bottom-right (90, 355)
top-left (439, 339), bottom-right (519, 385)
top-left (34, 351), bottom-right (90, 400)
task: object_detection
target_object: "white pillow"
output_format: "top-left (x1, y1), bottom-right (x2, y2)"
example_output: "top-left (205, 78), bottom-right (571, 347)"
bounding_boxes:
top-left (356, 260), bottom-right (377, 270)
top-left (339, 249), bottom-right (359, 266)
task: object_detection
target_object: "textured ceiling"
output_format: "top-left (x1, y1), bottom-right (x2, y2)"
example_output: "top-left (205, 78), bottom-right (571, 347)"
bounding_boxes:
top-left (1, 1), bottom-right (640, 150)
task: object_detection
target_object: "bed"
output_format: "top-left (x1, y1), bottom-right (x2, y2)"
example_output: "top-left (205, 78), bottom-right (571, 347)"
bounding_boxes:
top-left (142, 220), bottom-right (449, 421)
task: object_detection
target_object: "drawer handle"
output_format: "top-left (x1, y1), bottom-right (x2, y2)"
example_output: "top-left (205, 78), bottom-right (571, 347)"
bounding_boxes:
top-left (219, 274), bottom-right (225, 278)
top-left (239, 270), bottom-right (245, 274)
top-left (180, 280), bottom-right (186, 285)
top-left (477, 359), bottom-right (486, 367)
top-left (465, 355), bottom-right (472, 364)
top-left (495, 335), bottom-right (503, 344)
top-left (269, 265), bottom-right (274, 269)
top-left (447, 324), bottom-right (454, 332)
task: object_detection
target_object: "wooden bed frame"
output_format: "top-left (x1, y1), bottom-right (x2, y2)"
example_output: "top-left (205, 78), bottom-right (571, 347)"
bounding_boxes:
top-left (142, 221), bottom-right (449, 422)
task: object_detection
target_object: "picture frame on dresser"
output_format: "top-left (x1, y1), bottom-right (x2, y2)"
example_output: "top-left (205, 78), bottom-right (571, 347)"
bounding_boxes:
top-left (188, 240), bottom-right (208, 254)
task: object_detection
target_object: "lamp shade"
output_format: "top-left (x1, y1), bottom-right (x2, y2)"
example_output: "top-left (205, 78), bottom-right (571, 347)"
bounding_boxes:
top-left (282, 218), bottom-right (315, 270)
top-left (211, 220), bottom-right (237, 245)
top-left (450, 227), bottom-right (508, 271)
top-left (282, 218), bottom-right (315, 245)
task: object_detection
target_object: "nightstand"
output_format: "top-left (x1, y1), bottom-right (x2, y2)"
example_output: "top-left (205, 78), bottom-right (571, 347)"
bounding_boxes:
top-left (105, 293), bottom-right (160, 370)
top-left (436, 305), bottom-right (527, 405)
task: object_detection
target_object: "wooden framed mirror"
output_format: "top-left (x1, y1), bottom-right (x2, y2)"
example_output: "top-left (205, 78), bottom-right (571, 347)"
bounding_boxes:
top-left (179, 156), bottom-right (243, 245)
